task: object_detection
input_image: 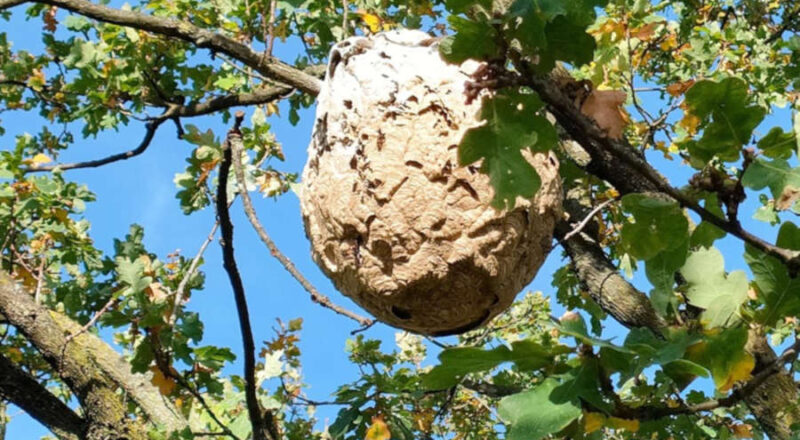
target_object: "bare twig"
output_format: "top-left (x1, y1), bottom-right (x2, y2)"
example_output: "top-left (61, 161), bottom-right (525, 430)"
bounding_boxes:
top-left (562, 198), bottom-right (617, 242)
top-left (169, 221), bottom-right (220, 327)
top-left (166, 371), bottom-right (239, 440)
top-left (216, 111), bottom-right (271, 440)
top-left (64, 296), bottom-right (119, 344)
top-left (227, 122), bottom-right (374, 328)
top-left (33, 256), bottom-right (46, 304)
top-left (265, 0), bottom-right (277, 57)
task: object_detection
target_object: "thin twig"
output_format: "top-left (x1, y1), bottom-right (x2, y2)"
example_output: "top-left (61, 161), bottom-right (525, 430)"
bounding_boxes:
top-left (216, 111), bottom-right (270, 440)
top-left (765, 4), bottom-right (800, 44)
top-left (64, 296), bottom-right (119, 344)
top-left (33, 256), bottom-right (46, 304)
top-left (167, 371), bottom-right (239, 440)
top-left (265, 0), bottom-right (277, 58)
top-left (169, 221), bottom-right (220, 327)
top-left (562, 198), bottom-right (617, 242)
top-left (227, 125), bottom-right (374, 328)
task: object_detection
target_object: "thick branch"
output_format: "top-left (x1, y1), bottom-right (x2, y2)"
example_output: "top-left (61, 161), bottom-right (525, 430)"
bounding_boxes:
top-left (216, 113), bottom-right (271, 440)
top-left (526, 68), bottom-right (800, 269)
top-left (557, 228), bottom-right (668, 332)
top-left (0, 271), bottom-right (148, 439)
top-left (0, 271), bottom-right (187, 437)
top-left (49, 313), bottom-right (187, 432)
top-left (0, 353), bottom-right (85, 440)
top-left (24, 0), bottom-right (321, 95)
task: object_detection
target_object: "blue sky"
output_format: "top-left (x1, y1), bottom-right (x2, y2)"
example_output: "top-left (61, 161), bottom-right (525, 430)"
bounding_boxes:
top-left (1, 4), bottom-right (797, 438)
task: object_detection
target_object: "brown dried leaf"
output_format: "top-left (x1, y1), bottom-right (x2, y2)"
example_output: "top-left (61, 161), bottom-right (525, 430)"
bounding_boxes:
top-left (666, 79), bottom-right (696, 97)
top-left (580, 90), bottom-right (628, 139)
top-left (776, 185), bottom-right (800, 211)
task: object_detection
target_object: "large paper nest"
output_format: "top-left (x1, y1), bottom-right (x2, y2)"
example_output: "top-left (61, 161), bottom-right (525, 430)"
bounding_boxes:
top-left (300, 30), bottom-right (562, 336)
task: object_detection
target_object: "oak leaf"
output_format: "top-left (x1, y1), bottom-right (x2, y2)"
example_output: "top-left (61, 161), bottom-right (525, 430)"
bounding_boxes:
top-left (580, 90), bottom-right (628, 139)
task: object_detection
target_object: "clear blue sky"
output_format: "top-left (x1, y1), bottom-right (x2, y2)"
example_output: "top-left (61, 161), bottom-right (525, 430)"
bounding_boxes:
top-left (1, 4), bottom-right (796, 438)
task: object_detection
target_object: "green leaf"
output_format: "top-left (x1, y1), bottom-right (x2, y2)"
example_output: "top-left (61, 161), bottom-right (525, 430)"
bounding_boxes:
top-left (445, 0), bottom-right (491, 14)
top-left (744, 223), bottom-right (800, 326)
top-left (422, 345), bottom-right (512, 389)
top-left (116, 257), bottom-right (151, 295)
top-left (684, 78), bottom-right (766, 162)
top-left (506, 0), bottom-right (597, 70)
top-left (555, 314), bottom-right (633, 353)
top-left (742, 157), bottom-right (800, 202)
top-left (758, 127), bottom-right (796, 160)
top-left (421, 339), bottom-right (562, 389)
top-left (645, 237), bottom-right (688, 315)
top-left (620, 194), bottom-right (689, 261)
top-left (498, 378), bottom-right (581, 440)
top-left (439, 15), bottom-right (500, 64)
top-left (690, 193), bottom-right (726, 247)
top-left (507, 0), bottom-right (564, 63)
top-left (685, 326), bottom-right (754, 392)
top-left (681, 247), bottom-right (748, 328)
top-left (544, 16), bottom-right (596, 67)
top-left (551, 358), bottom-right (611, 413)
top-left (63, 15), bottom-right (91, 32)
top-left (459, 90), bottom-right (557, 209)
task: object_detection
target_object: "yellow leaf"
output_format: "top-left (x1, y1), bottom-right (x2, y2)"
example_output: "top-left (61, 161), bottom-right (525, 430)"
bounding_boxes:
top-left (365, 416), bottom-right (391, 440)
top-left (719, 353), bottom-right (754, 392)
top-left (357, 11), bottom-right (383, 33)
top-left (678, 110), bottom-right (701, 136)
top-left (608, 417), bottom-right (639, 432)
top-left (31, 153), bottom-right (52, 164)
top-left (6, 347), bottom-right (23, 363)
top-left (149, 367), bottom-right (177, 396)
top-left (266, 102), bottom-right (280, 117)
top-left (583, 412), bottom-right (605, 433)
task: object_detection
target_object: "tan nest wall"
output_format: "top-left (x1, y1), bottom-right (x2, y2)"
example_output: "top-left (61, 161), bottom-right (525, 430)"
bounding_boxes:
top-left (300, 30), bottom-right (562, 336)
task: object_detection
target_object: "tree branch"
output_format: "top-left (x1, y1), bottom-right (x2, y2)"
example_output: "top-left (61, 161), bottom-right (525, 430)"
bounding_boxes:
top-left (227, 128), bottom-right (374, 328)
top-left (23, 0), bottom-right (322, 95)
top-left (25, 119), bottom-right (164, 173)
top-left (524, 66), bottom-right (800, 270)
top-left (0, 353), bottom-right (85, 440)
top-left (0, 272), bottom-right (187, 435)
top-left (0, 271), bottom-right (150, 439)
top-left (216, 112), bottom-right (272, 440)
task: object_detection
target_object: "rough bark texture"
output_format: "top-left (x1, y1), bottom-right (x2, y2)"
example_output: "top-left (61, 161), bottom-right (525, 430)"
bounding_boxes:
top-left (0, 353), bottom-right (85, 440)
top-left (300, 30), bottom-right (562, 335)
top-left (744, 330), bottom-right (800, 439)
top-left (0, 271), bottom-right (149, 440)
top-left (48, 313), bottom-right (187, 433)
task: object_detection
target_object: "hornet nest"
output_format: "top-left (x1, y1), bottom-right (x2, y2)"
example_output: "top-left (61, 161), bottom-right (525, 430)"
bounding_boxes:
top-left (299, 30), bottom-right (562, 336)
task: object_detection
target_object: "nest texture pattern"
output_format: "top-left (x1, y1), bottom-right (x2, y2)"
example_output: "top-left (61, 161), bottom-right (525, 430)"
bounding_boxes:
top-left (300, 30), bottom-right (562, 335)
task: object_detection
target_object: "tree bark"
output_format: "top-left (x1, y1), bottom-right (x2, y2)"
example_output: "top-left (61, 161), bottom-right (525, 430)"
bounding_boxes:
top-left (0, 271), bottom-right (151, 439)
top-left (0, 354), bottom-right (85, 440)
